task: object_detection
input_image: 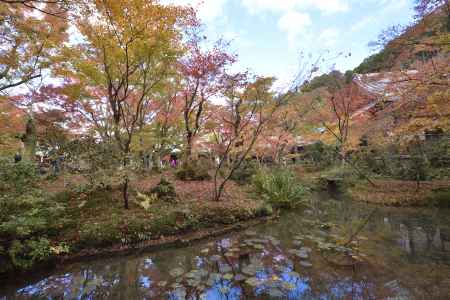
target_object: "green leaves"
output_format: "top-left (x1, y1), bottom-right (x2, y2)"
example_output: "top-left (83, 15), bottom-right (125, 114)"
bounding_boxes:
top-left (0, 159), bottom-right (39, 194)
top-left (252, 167), bottom-right (307, 208)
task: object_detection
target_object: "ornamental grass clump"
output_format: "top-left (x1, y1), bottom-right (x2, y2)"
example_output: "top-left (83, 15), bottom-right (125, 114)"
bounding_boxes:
top-left (252, 168), bottom-right (306, 208)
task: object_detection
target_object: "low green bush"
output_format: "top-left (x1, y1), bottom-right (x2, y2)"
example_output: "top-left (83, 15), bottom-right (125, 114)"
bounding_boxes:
top-left (0, 191), bottom-right (66, 239)
top-left (0, 189), bottom-right (67, 273)
top-left (149, 178), bottom-right (177, 202)
top-left (7, 238), bottom-right (52, 270)
top-left (428, 188), bottom-right (450, 208)
top-left (252, 168), bottom-right (306, 208)
top-left (255, 203), bottom-right (274, 217)
top-left (351, 138), bottom-right (450, 181)
top-left (78, 220), bottom-right (121, 248)
top-left (0, 158), bottom-right (38, 194)
top-left (230, 160), bottom-right (259, 184)
top-left (176, 163), bottom-right (211, 181)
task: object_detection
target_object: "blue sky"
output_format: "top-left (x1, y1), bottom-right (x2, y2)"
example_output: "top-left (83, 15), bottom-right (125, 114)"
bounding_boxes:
top-left (166, 0), bottom-right (415, 88)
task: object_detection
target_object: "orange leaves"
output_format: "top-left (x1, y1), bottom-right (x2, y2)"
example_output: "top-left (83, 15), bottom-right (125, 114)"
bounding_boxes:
top-left (0, 1), bottom-right (69, 93)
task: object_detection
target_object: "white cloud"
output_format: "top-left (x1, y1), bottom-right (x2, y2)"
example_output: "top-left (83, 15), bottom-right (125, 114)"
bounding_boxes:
top-left (277, 11), bottom-right (311, 42)
top-left (351, 16), bottom-right (375, 32)
top-left (162, 0), bottom-right (228, 22)
top-left (312, 0), bottom-right (350, 14)
top-left (318, 28), bottom-right (340, 47)
top-left (241, 0), bottom-right (349, 15)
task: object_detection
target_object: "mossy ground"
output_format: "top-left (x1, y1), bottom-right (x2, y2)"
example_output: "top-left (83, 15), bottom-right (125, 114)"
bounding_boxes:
top-left (1, 170), bottom-right (268, 277)
top-left (348, 180), bottom-right (450, 207)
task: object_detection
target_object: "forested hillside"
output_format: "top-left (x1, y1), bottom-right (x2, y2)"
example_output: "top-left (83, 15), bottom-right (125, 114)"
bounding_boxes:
top-left (293, 5), bottom-right (449, 148)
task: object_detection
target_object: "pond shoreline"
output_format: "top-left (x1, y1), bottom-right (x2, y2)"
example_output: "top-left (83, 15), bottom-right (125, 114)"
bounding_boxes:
top-left (347, 179), bottom-right (450, 207)
top-left (0, 213), bottom-right (278, 284)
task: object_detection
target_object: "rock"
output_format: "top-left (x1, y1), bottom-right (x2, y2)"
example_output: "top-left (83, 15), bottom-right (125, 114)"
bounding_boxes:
top-left (293, 240), bottom-right (303, 247)
top-left (169, 267), bottom-right (185, 278)
top-left (223, 273), bottom-right (233, 281)
top-left (210, 255), bottom-right (221, 262)
top-left (253, 244), bottom-right (264, 250)
top-left (234, 274), bottom-right (246, 282)
top-left (282, 282), bottom-right (296, 291)
top-left (187, 278), bottom-right (201, 287)
top-left (299, 261), bottom-right (313, 268)
top-left (245, 230), bottom-right (257, 236)
top-left (297, 251), bottom-right (309, 259)
top-left (170, 287), bottom-right (187, 299)
top-left (206, 273), bottom-right (221, 286)
top-left (245, 277), bottom-right (260, 287)
top-left (384, 280), bottom-right (412, 299)
top-left (289, 248), bottom-right (309, 259)
top-left (220, 264), bottom-right (233, 274)
top-left (242, 263), bottom-right (264, 276)
top-left (268, 288), bottom-right (284, 298)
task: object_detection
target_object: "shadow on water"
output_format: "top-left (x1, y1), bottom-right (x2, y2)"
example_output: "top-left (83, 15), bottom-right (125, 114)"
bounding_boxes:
top-left (1, 193), bottom-right (450, 299)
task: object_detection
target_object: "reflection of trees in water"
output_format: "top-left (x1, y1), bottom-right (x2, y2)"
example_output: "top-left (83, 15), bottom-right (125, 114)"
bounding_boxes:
top-left (6, 199), bottom-right (450, 299)
top-left (382, 211), bottom-right (449, 257)
top-left (315, 197), bottom-right (450, 258)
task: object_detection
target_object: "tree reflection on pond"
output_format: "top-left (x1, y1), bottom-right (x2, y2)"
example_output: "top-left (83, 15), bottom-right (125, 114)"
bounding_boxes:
top-left (2, 197), bottom-right (450, 299)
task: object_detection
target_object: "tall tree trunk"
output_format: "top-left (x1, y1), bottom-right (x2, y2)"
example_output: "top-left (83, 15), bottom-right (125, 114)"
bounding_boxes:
top-left (122, 155), bottom-right (130, 209)
top-left (22, 117), bottom-right (37, 161)
top-left (185, 132), bottom-right (193, 165)
top-left (123, 176), bottom-right (129, 210)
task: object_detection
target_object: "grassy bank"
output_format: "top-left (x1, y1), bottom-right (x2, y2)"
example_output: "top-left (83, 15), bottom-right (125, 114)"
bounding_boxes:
top-left (349, 180), bottom-right (450, 207)
top-left (0, 171), bottom-right (269, 277)
top-left (0, 161), bottom-right (308, 278)
top-left (294, 165), bottom-right (450, 207)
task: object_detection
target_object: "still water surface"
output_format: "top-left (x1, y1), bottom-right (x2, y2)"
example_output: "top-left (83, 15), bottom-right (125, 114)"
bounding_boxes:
top-left (1, 195), bottom-right (450, 299)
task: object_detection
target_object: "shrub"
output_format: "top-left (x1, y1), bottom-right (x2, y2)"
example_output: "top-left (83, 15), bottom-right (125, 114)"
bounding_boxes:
top-left (230, 160), bottom-right (259, 184)
top-left (429, 188), bottom-right (450, 208)
top-left (0, 188), bottom-right (67, 273)
top-left (255, 203), bottom-right (274, 217)
top-left (8, 238), bottom-right (52, 270)
top-left (122, 217), bottom-right (152, 244)
top-left (354, 48), bottom-right (397, 74)
top-left (149, 178), bottom-right (177, 202)
top-left (176, 162), bottom-right (211, 181)
top-left (0, 158), bottom-right (38, 194)
top-left (0, 190), bottom-right (66, 239)
top-left (297, 142), bottom-right (337, 170)
top-left (78, 220), bottom-right (121, 248)
top-left (252, 168), bottom-right (306, 208)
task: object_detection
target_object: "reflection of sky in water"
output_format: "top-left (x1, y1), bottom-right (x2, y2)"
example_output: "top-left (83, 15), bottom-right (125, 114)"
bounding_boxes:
top-left (324, 278), bottom-right (376, 300)
top-left (143, 258), bottom-right (154, 269)
top-left (202, 280), bottom-right (242, 300)
top-left (253, 266), bottom-right (312, 299)
top-left (3, 201), bottom-right (450, 299)
top-left (139, 276), bottom-right (152, 289)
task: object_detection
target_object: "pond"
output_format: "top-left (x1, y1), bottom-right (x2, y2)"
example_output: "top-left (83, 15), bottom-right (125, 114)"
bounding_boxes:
top-left (1, 194), bottom-right (450, 299)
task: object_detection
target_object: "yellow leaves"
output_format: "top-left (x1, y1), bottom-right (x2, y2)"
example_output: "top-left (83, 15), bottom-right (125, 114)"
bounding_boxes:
top-left (0, 1), bottom-right (69, 93)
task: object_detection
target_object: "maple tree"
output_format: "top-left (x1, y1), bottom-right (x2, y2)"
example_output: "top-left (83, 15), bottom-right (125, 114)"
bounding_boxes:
top-left (179, 36), bottom-right (236, 163)
top-left (211, 74), bottom-right (285, 201)
top-left (0, 100), bottom-right (25, 155)
top-left (131, 77), bottom-right (185, 170)
top-left (414, 0), bottom-right (450, 18)
top-left (0, 0), bottom-right (68, 94)
top-left (52, 0), bottom-right (195, 208)
top-left (258, 106), bottom-right (298, 164)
